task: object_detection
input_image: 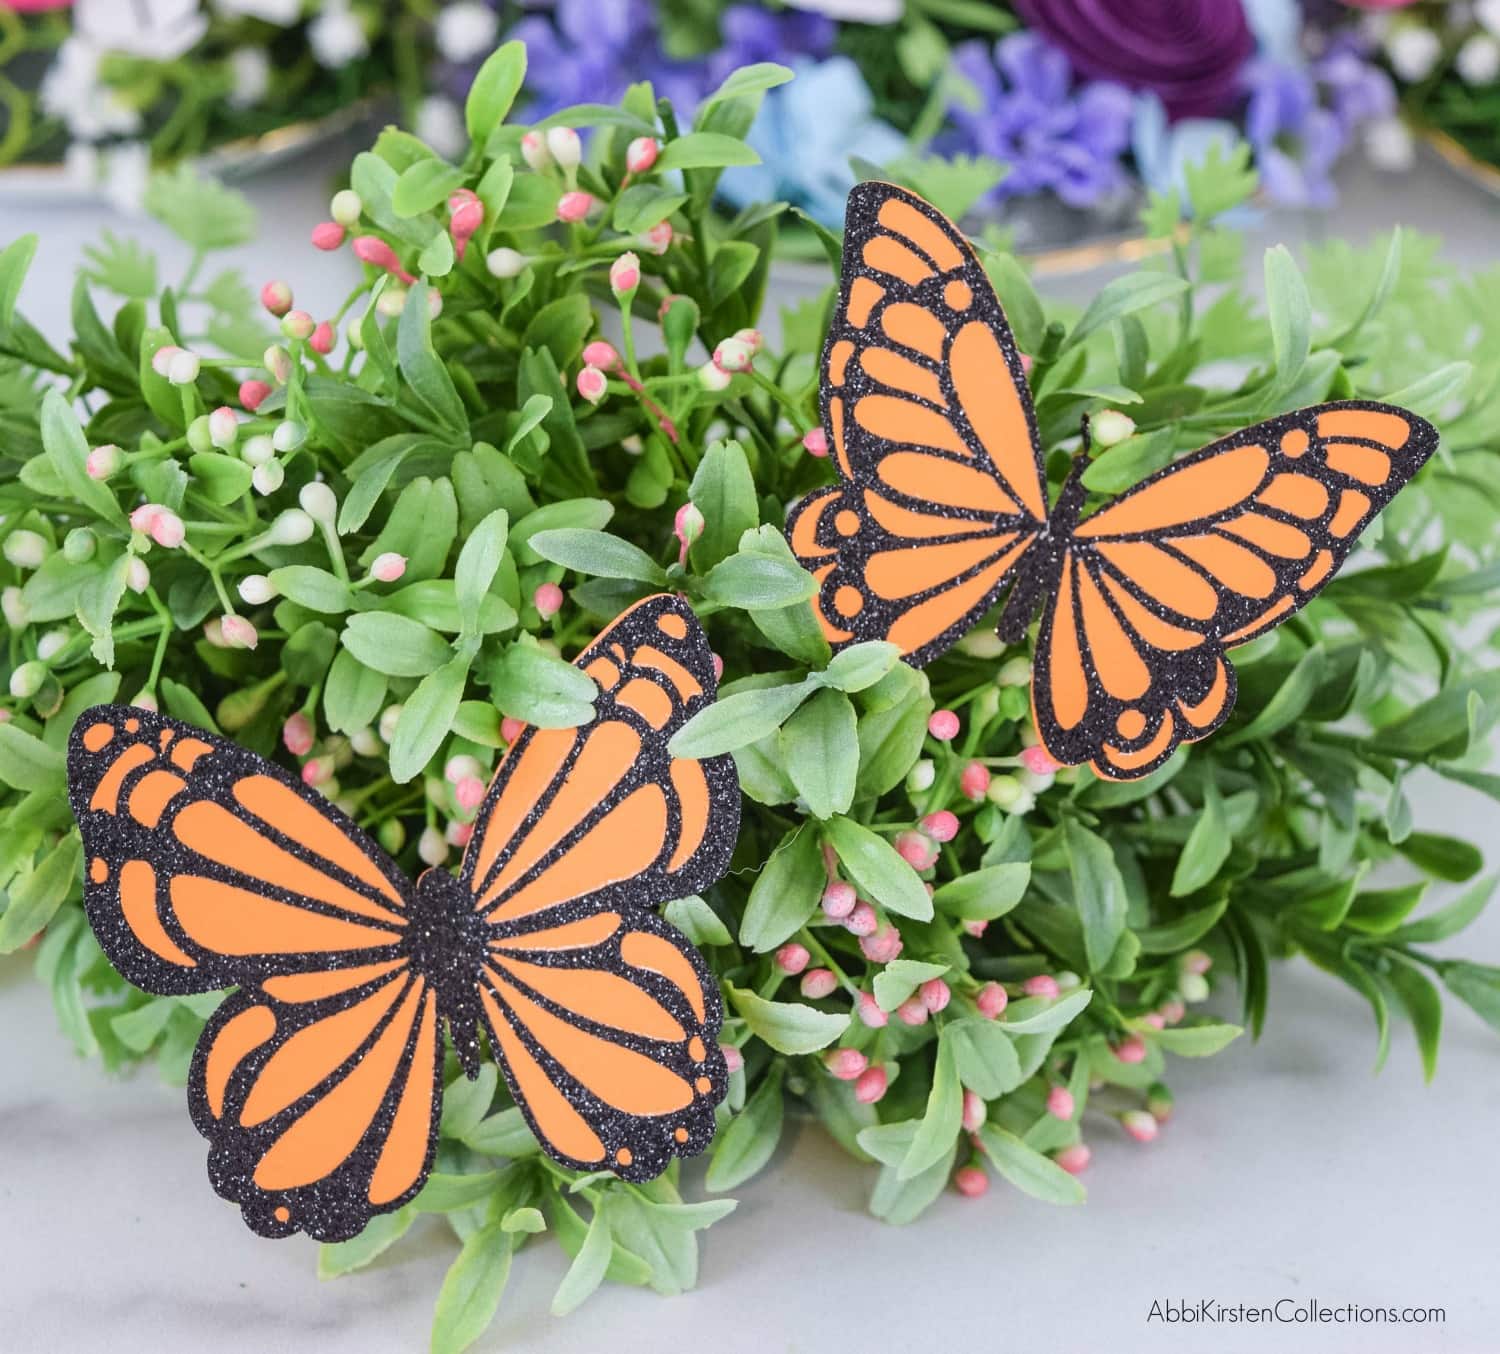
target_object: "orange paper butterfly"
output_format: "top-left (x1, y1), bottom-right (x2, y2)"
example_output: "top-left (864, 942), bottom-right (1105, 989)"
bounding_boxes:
top-left (787, 181), bottom-right (1438, 780)
top-left (66, 595), bottom-right (739, 1241)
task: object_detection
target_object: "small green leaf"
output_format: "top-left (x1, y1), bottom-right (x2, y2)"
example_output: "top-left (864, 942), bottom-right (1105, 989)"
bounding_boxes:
top-left (269, 566), bottom-right (354, 615)
top-left (454, 509), bottom-right (509, 633)
top-left (706, 1064), bottom-right (784, 1191)
top-left (390, 654), bottom-right (471, 784)
top-left (1170, 780), bottom-right (1231, 896)
top-left (550, 1199), bottom-right (612, 1317)
top-left (946, 1018), bottom-right (1024, 1098)
top-left (899, 1032), bottom-right (962, 1180)
top-left (656, 133), bottom-right (760, 172)
top-left (430, 1222), bottom-right (513, 1354)
top-left (392, 159), bottom-right (467, 218)
top-left (398, 282), bottom-right (467, 431)
top-left (779, 688), bottom-right (858, 819)
top-left (341, 613), bottom-right (452, 678)
top-left (528, 528), bottom-right (665, 584)
top-left (688, 440), bottom-right (758, 570)
top-left (669, 679), bottom-right (813, 759)
top-left (1383, 957), bottom-right (1441, 1082)
top-left (932, 863), bottom-right (1030, 921)
top-left (662, 894), bottom-right (732, 947)
top-left (1062, 819), bottom-right (1127, 972)
top-left (489, 643), bottom-right (596, 727)
top-left (824, 816), bottom-right (932, 921)
top-left (466, 41), bottom-right (528, 144)
top-left (873, 959), bottom-right (950, 1012)
top-left (727, 984), bottom-right (849, 1055)
top-left (978, 1125), bottom-right (1085, 1205)
top-left (999, 987), bottom-right (1093, 1034)
top-left (0, 833), bottom-right (81, 953)
top-left (1264, 244), bottom-right (1311, 399)
top-left (41, 388), bottom-right (126, 526)
top-left (739, 826), bottom-right (823, 952)
top-left (1146, 1022), bottom-right (1242, 1057)
top-left (813, 642), bottom-right (902, 693)
top-left (0, 723), bottom-right (66, 792)
top-left (1063, 273), bottom-right (1189, 352)
top-left (704, 550), bottom-right (815, 610)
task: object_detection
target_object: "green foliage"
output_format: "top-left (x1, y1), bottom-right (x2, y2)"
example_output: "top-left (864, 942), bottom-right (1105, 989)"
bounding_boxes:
top-left (3, 51), bottom-right (1500, 1354)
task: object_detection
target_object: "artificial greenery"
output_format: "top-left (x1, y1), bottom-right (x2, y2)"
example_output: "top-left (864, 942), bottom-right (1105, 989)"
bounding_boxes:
top-left (4, 41), bottom-right (1500, 1354)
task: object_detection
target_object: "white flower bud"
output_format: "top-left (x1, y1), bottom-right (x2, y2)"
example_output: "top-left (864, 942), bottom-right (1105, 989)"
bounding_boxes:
top-left (418, 825), bottom-right (449, 866)
top-left (0, 586), bottom-right (26, 628)
top-left (238, 573), bottom-right (277, 606)
top-left (252, 461), bottom-right (285, 496)
top-left (545, 126), bottom-right (581, 173)
top-left (126, 557), bottom-right (151, 594)
top-left (267, 508), bottom-right (315, 546)
top-left (241, 434), bottom-right (276, 467)
top-left (3, 529), bottom-right (49, 569)
top-left (378, 704), bottom-right (403, 743)
top-left (486, 248), bottom-right (530, 279)
top-left (905, 758), bottom-right (936, 794)
top-left (166, 349), bottom-right (201, 385)
top-left (350, 726), bottom-right (382, 757)
top-left (36, 629), bottom-right (68, 661)
top-left (330, 189), bottom-right (363, 227)
top-left (272, 420), bottom-right (306, 453)
top-left (299, 480), bottom-right (338, 523)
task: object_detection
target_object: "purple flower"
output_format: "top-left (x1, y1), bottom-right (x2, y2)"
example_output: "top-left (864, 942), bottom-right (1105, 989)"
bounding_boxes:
top-left (1014, 0), bottom-right (1255, 118)
top-left (1243, 58), bottom-right (1344, 207)
top-left (944, 32), bottom-right (1134, 208)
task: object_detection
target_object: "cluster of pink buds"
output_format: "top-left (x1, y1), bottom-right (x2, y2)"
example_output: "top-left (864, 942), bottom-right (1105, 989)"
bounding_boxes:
top-left (129, 503), bottom-right (185, 550)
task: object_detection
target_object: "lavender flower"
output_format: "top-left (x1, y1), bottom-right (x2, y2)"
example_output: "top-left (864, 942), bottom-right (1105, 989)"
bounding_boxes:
top-left (1242, 58), bottom-right (1344, 207)
top-left (944, 32), bottom-right (1134, 208)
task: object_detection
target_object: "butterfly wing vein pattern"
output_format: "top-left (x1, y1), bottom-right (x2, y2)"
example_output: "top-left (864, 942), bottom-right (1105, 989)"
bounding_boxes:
top-left (65, 594), bottom-right (739, 1239)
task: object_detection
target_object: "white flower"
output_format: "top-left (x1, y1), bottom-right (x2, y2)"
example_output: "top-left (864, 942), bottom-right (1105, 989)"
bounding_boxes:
top-left (41, 40), bottom-right (142, 139)
top-left (213, 0), bottom-right (305, 23)
top-left (1386, 24), bottom-right (1443, 83)
top-left (784, 0), bottom-right (902, 20)
top-left (1456, 32), bottom-right (1500, 85)
top-left (1479, 0), bottom-right (1500, 38)
top-left (73, 0), bottom-right (208, 60)
top-left (309, 0), bottom-right (369, 66)
top-left (1364, 116), bottom-right (1415, 172)
top-left (415, 96), bottom-right (465, 158)
top-left (228, 48), bottom-right (270, 110)
top-left (101, 143), bottom-right (152, 216)
top-left (435, 2), bottom-right (499, 62)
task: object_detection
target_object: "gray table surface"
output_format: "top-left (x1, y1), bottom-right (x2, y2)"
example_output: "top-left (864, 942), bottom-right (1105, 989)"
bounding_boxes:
top-left (3, 142), bottom-right (1499, 1353)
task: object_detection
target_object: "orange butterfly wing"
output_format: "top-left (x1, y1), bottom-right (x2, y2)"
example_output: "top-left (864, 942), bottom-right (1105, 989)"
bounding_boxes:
top-left (459, 594), bottom-right (739, 1180)
top-left (67, 705), bottom-right (438, 1240)
top-left (786, 180), bottom-right (1047, 667)
top-left (1031, 402), bottom-right (1439, 780)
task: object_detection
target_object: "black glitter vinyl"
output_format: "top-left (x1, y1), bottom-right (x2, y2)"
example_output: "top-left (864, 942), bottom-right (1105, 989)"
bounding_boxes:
top-left (786, 180), bottom-right (1438, 779)
top-left (66, 593), bottom-right (740, 1241)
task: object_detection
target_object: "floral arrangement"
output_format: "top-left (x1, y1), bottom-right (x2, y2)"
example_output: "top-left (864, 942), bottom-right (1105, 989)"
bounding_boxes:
top-left (423, 0), bottom-right (1410, 229)
top-left (0, 0), bottom-right (421, 204)
top-left (6, 41), bottom-right (1500, 1354)
top-left (1364, 0), bottom-right (1500, 180)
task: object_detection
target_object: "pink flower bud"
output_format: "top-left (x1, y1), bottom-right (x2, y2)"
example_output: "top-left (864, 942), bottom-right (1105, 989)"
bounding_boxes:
top-left (263, 345), bottom-right (293, 385)
top-left (282, 712), bottom-right (315, 757)
top-left (800, 968), bottom-right (837, 1000)
top-left (208, 405), bottom-right (238, 450)
top-left (844, 901), bottom-right (877, 937)
top-left (1159, 999), bottom-right (1186, 1026)
top-left (260, 281), bottom-right (292, 316)
top-left (576, 364), bottom-right (608, 404)
top-left (802, 427), bottom-right (829, 457)
top-left (859, 923), bottom-right (903, 964)
top-left (1143, 1011), bottom-right (1166, 1030)
top-left (960, 760), bottom-right (991, 801)
top-left (928, 709), bottom-right (960, 741)
top-left (964, 919), bottom-right (988, 939)
top-left (1022, 974), bottom-right (1060, 1000)
top-left (311, 221), bottom-right (346, 251)
top-left (697, 359), bottom-right (732, 392)
top-left (894, 830), bottom-right (937, 871)
top-left (150, 344), bottom-right (182, 377)
top-left (919, 978), bottom-right (951, 1013)
top-left (1055, 1143), bottom-right (1091, 1175)
top-left (446, 820), bottom-right (474, 848)
top-left (533, 582), bottom-right (564, 620)
top-left (712, 336), bottom-right (754, 373)
top-left (1114, 1034), bottom-right (1148, 1064)
top-left (976, 982), bottom-right (1008, 1019)
top-left (674, 501), bottom-right (705, 553)
top-left (953, 1165), bottom-right (989, 1198)
top-left (1182, 949), bottom-right (1212, 976)
top-left (220, 614), bottom-right (259, 650)
top-left (820, 880), bottom-right (856, 919)
top-left (711, 652), bottom-right (724, 681)
top-left (280, 309), bottom-right (314, 342)
top-left (920, 810), bottom-right (959, 843)
top-left (853, 1066), bottom-right (888, 1104)
top-left (369, 552), bottom-right (407, 583)
top-left (609, 250), bottom-right (641, 295)
top-left (1121, 1110), bottom-right (1158, 1143)
top-left (626, 136), bottom-right (659, 173)
top-left (642, 221), bottom-right (673, 255)
top-left (131, 504), bottom-right (184, 549)
top-left (855, 990), bottom-right (888, 1028)
top-left (449, 198), bottom-right (484, 257)
top-left (896, 997), bottom-right (929, 1027)
top-left (1020, 743), bottom-right (1062, 775)
top-left (86, 444), bottom-right (122, 480)
top-left (352, 236), bottom-right (415, 283)
top-left (824, 1047), bottom-right (867, 1081)
top-left (720, 1043), bottom-right (744, 1073)
top-left (581, 340), bottom-right (620, 370)
top-left (961, 1089), bottom-right (986, 1133)
top-left (734, 327), bottom-right (764, 354)
top-left (309, 322), bottom-right (336, 355)
top-left (455, 776), bottom-right (487, 813)
top-left (1047, 1086), bottom-right (1075, 1120)
top-left (301, 755), bottom-right (333, 788)
top-left (556, 191), bottom-right (595, 223)
top-left (239, 379), bottom-right (272, 412)
top-left (775, 942), bottom-right (810, 975)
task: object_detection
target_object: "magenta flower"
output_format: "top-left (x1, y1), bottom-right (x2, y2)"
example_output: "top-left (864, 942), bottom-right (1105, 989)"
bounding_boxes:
top-left (1014, 0), bottom-right (1255, 119)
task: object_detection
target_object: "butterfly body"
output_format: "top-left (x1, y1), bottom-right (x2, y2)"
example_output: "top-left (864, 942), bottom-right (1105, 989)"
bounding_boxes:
top-left (67, 594), bottom-right (740, 1239)
top-left (789, 180), bottom-right (1438, 779)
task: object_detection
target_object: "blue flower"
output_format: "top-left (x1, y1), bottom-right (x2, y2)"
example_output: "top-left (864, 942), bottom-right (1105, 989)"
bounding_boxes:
top-left (943, 32), bottom-right (1134, 209)
top-left (717, 56), bottom-right (907, 226)
top-left (1131, 92), bottom-right (1244, 206)
top-left (1242, 58), bottom-right (1344, 208)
